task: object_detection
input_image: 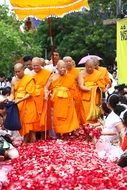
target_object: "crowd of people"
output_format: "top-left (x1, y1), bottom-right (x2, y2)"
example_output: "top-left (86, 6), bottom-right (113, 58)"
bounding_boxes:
top-left (0, 52), bottom-right (127, 166)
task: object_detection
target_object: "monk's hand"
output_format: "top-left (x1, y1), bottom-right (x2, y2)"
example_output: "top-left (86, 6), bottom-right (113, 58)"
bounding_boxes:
top-left (14, 99), bottom-right (21, 104)
top-left (44, 94), bottom-right (48, 100)
top-left (83, 87), bottom-right (91, 91)
top-left (44, 89), bottom-right (51, 100)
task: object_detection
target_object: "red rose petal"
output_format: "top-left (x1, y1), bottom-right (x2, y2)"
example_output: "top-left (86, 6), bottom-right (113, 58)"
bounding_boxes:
top-left (1, 129), bottom-right (127, 189)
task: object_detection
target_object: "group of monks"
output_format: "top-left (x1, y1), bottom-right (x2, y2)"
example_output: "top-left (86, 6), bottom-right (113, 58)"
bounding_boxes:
top-left (9, 52), bottom-right (111, 143)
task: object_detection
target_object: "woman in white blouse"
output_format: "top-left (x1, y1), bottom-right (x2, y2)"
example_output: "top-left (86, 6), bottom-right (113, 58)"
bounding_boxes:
top-left (96, 94), bottom-right (126, 161)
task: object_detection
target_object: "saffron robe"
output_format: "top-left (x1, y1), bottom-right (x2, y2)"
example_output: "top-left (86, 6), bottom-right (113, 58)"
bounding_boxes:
top-left (98, 66), bottom-right (111, 90)
top-left (67, 67), bottom-right (81, 122)
top-left (14, 75), bottom-right (38, 136)
top-left (49, 73), bottom-right (79, 134)
top-left (33, 68), bottom-right (51, 131)
top-left (80, 69), bottom-right (105, 124)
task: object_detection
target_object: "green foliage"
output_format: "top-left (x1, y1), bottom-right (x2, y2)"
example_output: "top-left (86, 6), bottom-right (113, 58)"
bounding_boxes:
top-left (1, 0), bottom-right (126, 75)
top-left (20, 31), bottom-right (42, 57)
top-left (0, 20), bottom-right (23, 76)
top-left (0, 5), bottom-right (41, 76)
top-left (37, 0), bottom-right (119, 70)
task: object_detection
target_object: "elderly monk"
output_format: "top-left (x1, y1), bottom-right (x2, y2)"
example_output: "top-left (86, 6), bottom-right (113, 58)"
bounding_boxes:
top-left (63, 56), bottom-right (80, 80)
top-left (92, 57), bottom-right (111, 100)
top-left (10, 63), bottom-right (38, 143)
top-left (32, 57), bottom-right (51, 132)
top-left (44, 60), bottom-right (79, 135)
top-left (78, 59), bottom-right (105, 124)
top-left (63, 56), bottom-right (81, 122)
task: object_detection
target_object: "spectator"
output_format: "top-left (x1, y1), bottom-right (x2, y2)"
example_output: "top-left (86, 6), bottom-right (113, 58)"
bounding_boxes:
top-left (96, 94), bottom-right (125, 161)
top-left (0, 114), bottom-right (19, 161)
top-left (23, 55), bottom-right (35, 76)
top-left (121, 111), bottom-right (127, 151)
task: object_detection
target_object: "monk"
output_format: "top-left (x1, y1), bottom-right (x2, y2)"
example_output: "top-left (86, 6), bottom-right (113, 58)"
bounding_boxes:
top-left (92, 57), bottom-right (111, 100)
top-left (63, 56), bottom-right (81, 122)
top-left (32, 57), bottom-right (51, 133)
top-left (44, 60), bottom-right (79, 135)
top-left (10, 63), bottom-right (38, 143)
top-left (63, 56), bottom-right (79, 78)
top-left (78, 59), bottom-right (105, 124)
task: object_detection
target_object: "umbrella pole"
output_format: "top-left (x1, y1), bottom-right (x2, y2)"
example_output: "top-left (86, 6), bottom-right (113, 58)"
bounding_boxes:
top-left (48, 17), bottom-right (55, 65)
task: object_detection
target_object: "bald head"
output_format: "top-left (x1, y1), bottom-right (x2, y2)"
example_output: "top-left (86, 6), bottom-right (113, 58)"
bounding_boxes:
top-left (14, 63), bottom-right (24, 70)
top-left (57, 60), bottom-right (66, 68)
top-left (63, 56), bottom-right (74, 70)
top-left (63, 56), bottom-right (72, 62)
top-left (57, 60), bottom-right (67, 75)
top-left (91, 57), bottom-right (100, 69)
top-left (32, 57), bottom-right (42, 73)
top-left (32, 57), bottom-right (42, 64)
top-left (14, 63), bottom-right (24, 79)
top-left (85, 59), bottom-right (95, 74)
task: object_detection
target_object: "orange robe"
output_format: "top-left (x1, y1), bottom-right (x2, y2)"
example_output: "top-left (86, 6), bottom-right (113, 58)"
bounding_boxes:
top-left (67, 67), bottom-right (80, 79)
top-left (80, 69), bottom-right (105, 124)
top-left (14, 75), bottom-right (38, 136)
top-left (98, 66), bottom-right (111, 90)
top-left (67, 67), bottom-right (81, 122)
top-left (49, 73), bottom-right (79, 134)
top-left (33, 68), bottom-right (51, 131)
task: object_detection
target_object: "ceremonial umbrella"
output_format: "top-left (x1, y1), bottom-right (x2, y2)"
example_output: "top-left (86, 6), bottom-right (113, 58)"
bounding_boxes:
top-left (9, 0), bottom-right (89, 20)
top-left (9, 0), bottom-right (89, 64)
top-left (78, 55), bottom-right (102, 65)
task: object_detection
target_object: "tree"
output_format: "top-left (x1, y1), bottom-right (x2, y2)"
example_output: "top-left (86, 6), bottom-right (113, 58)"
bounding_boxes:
top-left (1, 0), bottom-right (125, 75)
top-left (0, 5), bottom-right (41, 76)
top-left (36, 0), bottom-right (120, 70)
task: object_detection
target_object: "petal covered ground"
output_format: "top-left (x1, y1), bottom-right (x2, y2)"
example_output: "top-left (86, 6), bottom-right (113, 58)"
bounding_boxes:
top-left (1, 139), bottom-right (127, 190)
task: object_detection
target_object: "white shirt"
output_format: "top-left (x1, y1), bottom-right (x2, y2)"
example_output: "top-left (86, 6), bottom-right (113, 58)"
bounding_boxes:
top-left (24, 68), bottom-right (35, 76)
top-left (100, 111), bottom-right (121, 143)
top-left (44, 64), bottom-right (58, 73)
